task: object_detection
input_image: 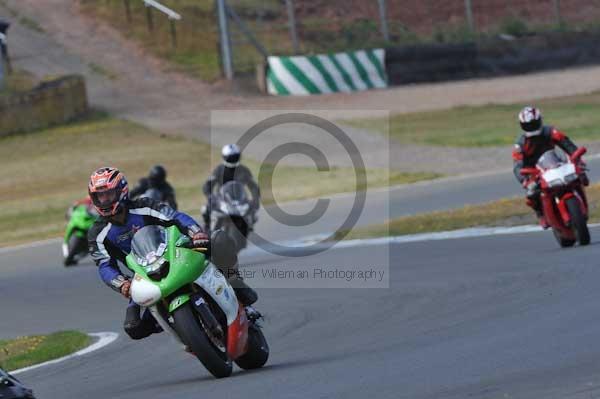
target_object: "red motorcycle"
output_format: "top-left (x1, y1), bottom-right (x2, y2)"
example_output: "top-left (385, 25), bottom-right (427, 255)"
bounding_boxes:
top-left (521, 147), bottom-right (590, 247)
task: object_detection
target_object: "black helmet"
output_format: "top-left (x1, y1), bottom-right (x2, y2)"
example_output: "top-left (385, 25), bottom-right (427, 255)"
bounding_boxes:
top-left (149, 165), bottom-right (166, 185)
top-left (222, 144), bottom-right (241, 168)
top-left (518, 106), bottom-right (543, 137)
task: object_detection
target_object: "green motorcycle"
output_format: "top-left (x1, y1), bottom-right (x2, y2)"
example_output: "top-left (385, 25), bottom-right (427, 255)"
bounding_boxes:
top-left (127, 225), bottom-right (269, 378)
top-left (63, 203), bottom-right (97, 266)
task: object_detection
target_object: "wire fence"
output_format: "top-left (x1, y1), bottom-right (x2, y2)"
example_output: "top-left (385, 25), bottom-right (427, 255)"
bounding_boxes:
top-left (85, 0), bottom-right (600, 80)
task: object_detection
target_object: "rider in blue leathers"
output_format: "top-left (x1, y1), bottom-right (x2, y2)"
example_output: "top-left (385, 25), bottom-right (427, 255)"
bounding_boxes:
top-left (87, 167), bottom-right (258, 341)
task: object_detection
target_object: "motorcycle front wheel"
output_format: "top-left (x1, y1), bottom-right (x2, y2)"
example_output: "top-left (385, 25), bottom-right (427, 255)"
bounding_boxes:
top-left (566, 197), bottom-right (590, 245)
top-left (172, 302), bottom-right (232, 378)
top-left (552, 228), bottom-right (575, 248)
top-left (64, 234), bottom-right (86, 266)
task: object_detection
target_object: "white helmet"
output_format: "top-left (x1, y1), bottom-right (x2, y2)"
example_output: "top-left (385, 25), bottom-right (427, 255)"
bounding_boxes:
top-left (518, 106), bottom-right (543, 137)
top-left (222, 144), bottom-right (241, 168)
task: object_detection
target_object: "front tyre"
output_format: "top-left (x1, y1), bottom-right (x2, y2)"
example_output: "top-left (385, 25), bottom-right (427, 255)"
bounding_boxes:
top-left (64, 234), bottom-right (85, 266)
top-left (235, 324), bottom-right (269, 370)
top-left (566, 197), bottom-right (590, 245)
top-left (552, 228), bottom-right (576, 248)
top-left (172, 303), bottom-right (232, 378)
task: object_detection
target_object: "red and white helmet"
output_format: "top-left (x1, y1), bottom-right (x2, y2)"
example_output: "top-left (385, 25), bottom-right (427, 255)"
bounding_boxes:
top-left (518, 106), bottom-right (543, 137)
top-left (88, 167), bottom-right (129, 217)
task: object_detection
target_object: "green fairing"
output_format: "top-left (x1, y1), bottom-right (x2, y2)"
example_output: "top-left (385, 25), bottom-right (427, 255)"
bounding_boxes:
top-left (64, 205), bottom-right (97, 243)
top-left (125, 226), bottom-right (208, 311)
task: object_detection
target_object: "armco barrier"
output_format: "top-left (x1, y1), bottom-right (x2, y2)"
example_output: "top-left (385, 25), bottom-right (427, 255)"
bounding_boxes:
top-left (266, 49), bottom-right (387, 96)
top-left (386, 31), bottom-right (600, 85)
top-left (0, 74), bottom-right (88, 136)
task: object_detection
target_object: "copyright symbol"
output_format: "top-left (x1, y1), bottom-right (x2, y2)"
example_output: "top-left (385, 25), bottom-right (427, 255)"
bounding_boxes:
top-left (237, 113), bottom-right (366, 256)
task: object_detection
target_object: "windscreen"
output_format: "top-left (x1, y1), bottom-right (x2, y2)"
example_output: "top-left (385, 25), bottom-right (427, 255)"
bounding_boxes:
top-left (130, 225), bottom-right (167, 266)
top-left (220, 181), bottom-right (248, 204)
top-left (537, 150), bottom-right (566, 170)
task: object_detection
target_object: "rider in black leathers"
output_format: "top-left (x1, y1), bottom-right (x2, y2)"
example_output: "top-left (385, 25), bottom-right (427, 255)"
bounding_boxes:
top-left (202, 144), bottom-right (260, 229)
top-left (130, 165), bottom-right (178, 210)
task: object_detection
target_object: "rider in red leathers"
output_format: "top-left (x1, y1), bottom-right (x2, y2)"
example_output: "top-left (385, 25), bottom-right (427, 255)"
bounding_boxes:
top-left (512, 106), bottom-right (588, 228)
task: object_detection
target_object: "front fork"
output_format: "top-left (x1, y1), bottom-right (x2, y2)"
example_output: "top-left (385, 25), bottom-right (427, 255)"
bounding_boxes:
top-left (148, 304), bottom-right (184, 345)
top-left (554, 188), bottom-right (588, 226)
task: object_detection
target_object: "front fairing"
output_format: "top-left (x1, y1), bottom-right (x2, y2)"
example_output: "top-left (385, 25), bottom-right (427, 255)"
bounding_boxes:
top-left (126, 226), bottom-right (208, 305)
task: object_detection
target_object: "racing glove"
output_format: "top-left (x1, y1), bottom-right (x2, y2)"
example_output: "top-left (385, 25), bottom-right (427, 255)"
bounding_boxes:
top-left (190, 231), bottom-right (210, 249)
top-left (120, 279), bottom-right (132, 299)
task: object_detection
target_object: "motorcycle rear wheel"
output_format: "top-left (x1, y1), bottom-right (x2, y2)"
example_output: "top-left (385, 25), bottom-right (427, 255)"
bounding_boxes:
top-left (172, 302), bottom-right (232, 378)
top-left (566, 197), bottom-right (590, 245)
top-left (235, 324), bottom-right (269, 370)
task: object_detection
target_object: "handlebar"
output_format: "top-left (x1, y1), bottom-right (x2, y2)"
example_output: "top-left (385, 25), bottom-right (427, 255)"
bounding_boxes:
top-left (570, 146), bottom-right (587, 162)
top-left (520, 167), bottom-right (539, 176)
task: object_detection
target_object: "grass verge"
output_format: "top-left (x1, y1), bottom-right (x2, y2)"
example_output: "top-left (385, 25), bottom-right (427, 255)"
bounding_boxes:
top-left (344, 91), bottom-right (600, 147)
top-left (337, 183), bottom-right (600, 240)
top-left (0, 112), bottom-right (438, 247)
top-left (0, 331), bottom-right (91, 371)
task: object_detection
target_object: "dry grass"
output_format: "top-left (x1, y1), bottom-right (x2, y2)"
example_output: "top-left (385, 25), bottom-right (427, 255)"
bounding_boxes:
top-left (346, 91), bottom-right (600, 147)
top-left (0, 112), bottom-right (438, 247)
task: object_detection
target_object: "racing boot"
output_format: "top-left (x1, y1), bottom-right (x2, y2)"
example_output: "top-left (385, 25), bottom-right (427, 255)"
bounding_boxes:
top-left (124, 304), bottom-right (163, 340)
top-left (228, 276), bottom-right (258, 305)
top-left (535, 208), bottom-right (549, 230)
top-left (245, 305), bottom-right (262, 323)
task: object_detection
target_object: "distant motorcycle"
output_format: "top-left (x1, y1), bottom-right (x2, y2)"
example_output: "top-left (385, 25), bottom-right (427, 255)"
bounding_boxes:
top-left (63, 201), bottom-right (98, 266)
top-left (127, 225), bottom-right (269, 378)
top-left (521, 147), bottom-right (590, 247)
top-left (139, 188), bottom-right (164, 204)
top-left (0, 368), bottom-right (36, 399)
top-left (209, 181), bottom-right (255, 252)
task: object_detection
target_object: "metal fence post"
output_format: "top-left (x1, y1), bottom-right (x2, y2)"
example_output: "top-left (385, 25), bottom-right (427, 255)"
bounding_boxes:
top-left (378, 0), bottom-right (390, 42)
top-left (552, 0), bottom-right (562, 26)
top-left (217, 0), bottom-right (234, 79)
top-left (170, 19), bottom-right (177, 48)
top-left (464, 0), bottom-right (475, 32)
top-left (123, 0), bottom-right (132, 23)
top-left (145, 5), bottom-right (154, 33)
top-left (0, 46), bottom-right (4, 91)
top-left (285, 0), bottom-right (300, 54)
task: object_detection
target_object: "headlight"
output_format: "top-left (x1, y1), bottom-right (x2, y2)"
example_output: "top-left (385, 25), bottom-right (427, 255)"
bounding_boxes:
top-left (145, 257), bottom-right (167, 273)
top-left (548, 179), bottom-right (563, 187)
top-left (147, 258), bottom-right (170, 281)
top-left (238, 203), bottom-right (250, 214)
top-left (220, 202), bottom-right (231, 214)
top-left (564, 173), bottom-right (578, 183)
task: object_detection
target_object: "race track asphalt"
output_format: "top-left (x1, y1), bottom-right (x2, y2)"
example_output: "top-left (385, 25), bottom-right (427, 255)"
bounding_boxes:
top-left (5, 225), bottom-right (600, 399)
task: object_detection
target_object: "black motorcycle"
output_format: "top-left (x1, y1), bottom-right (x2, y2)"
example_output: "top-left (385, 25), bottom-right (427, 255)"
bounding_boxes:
top-left (209, 181), bottom-right (255, 253)
top-left (0, 369), bottom-right (35, 399)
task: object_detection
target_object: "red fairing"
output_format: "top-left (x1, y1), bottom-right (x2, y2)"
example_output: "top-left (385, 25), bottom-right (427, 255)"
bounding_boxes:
top-left (227, 305), bottom-right (249, 359)
top-left (556, 192), bottom-right (575, 224)
top-left (542, 193), bottom-right (575, 240)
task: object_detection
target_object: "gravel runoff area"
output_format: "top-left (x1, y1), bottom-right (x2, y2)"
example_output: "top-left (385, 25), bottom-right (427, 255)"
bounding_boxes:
top-left (4, 0), bottom-right (600, 173)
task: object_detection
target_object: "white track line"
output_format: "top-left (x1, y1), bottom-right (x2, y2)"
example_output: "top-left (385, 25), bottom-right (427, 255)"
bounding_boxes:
top-left (243, 223), bottom-right (600, 254)
top-left (10, 332), bottom-right (119, 375)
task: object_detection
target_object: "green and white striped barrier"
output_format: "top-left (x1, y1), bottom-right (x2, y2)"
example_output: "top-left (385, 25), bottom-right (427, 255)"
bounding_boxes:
top-left (266, 49), bottom-right (387, 96)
